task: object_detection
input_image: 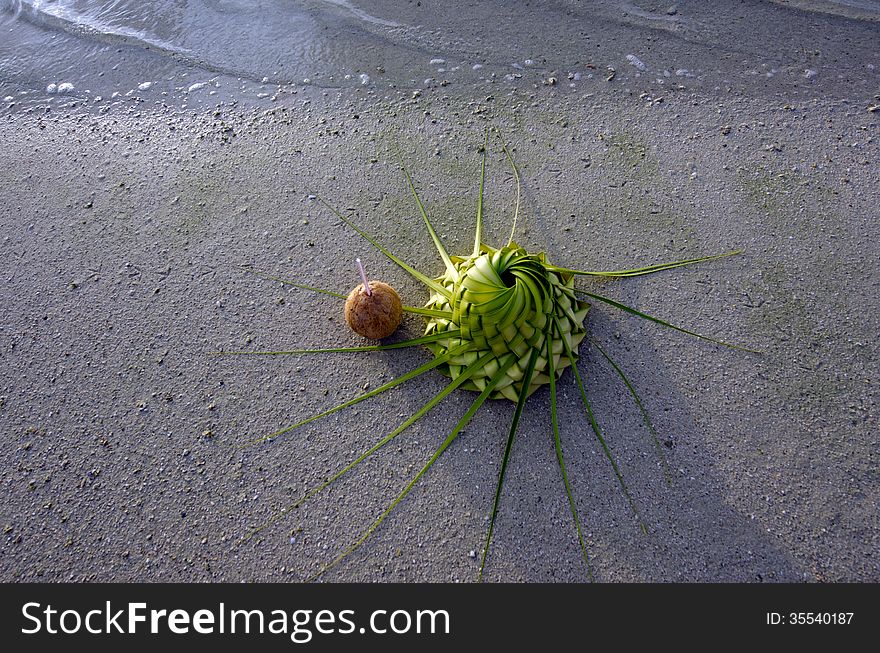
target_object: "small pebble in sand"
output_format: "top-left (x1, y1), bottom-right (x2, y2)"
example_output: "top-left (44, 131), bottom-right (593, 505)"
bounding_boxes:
top-left (57, 82), bottom-right (75, 93)
top-left (359, 73), bottom-right (370, 85)
top-left (429, 58), bottom-right (445, 65)
top-left (626, 54), bottom-right (647, 71)
top-left (46, 83), bottom-right (58, 94)
top-left (138, 81), bottom-right (152, 91)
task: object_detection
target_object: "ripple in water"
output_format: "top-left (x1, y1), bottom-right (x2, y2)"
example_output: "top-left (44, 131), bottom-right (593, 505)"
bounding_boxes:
top-left (1, 0), bottom-right (878, 114)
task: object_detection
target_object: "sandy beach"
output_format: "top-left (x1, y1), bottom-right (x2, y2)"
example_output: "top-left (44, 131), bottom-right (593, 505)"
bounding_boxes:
top-left (0, 0), bottom-right (877, 582)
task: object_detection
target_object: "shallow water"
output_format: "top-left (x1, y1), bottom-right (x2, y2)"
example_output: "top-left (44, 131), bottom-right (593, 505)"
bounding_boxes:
top-left (1, 0), bottom-right (878, 113)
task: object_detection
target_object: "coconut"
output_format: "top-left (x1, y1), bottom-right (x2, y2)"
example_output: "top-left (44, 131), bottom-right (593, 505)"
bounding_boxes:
top-left (344, 281), bottom-right (402, 339)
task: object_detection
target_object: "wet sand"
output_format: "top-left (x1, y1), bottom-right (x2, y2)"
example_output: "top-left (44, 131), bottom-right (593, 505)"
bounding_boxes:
top-left (0, 2), bottom-right (877, 582)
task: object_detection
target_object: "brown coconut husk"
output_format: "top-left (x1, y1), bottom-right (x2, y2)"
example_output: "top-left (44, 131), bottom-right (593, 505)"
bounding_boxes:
top-left (344, 281), bottom-right (402, 339)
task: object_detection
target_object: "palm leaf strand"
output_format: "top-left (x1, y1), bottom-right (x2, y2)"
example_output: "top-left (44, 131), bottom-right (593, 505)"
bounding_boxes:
top-left (309, 355), bottom-right (518, 581)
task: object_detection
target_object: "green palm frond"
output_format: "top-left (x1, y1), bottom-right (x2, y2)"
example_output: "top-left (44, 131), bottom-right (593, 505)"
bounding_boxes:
top-left (226, 131), bottom-right (753, 581)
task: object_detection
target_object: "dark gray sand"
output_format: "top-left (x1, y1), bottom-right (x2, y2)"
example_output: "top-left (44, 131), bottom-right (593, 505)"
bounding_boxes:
top-left (1, 1), bottom-right (878, 582)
